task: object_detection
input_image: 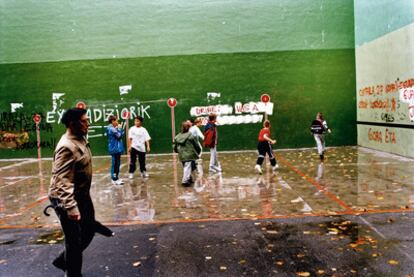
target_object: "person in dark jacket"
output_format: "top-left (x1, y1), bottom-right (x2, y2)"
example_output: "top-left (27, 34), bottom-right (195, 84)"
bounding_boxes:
top-left (203, 113), bottom-right (222, 173)
top-left (48, 108), bottom-right (113, 277)
top-left (174, 121), bottom-right (202, 186)
top-left (106, 115), bottom-right (124, 185)
top-left (310, 112), bottom-right (331, 161)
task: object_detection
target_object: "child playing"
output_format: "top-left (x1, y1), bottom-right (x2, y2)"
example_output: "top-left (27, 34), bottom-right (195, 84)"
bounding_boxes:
top-left (174, 121), bottom-right (202, 186)
top-left (255, 120), bottom-right (278, 174)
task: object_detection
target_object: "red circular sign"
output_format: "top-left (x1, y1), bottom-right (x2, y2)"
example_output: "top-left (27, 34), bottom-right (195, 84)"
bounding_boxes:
top-left (261, 94), bottom-right (270, 103)
top-left (121, 110), bottom-right (130, 119)
top-left (167, 98), bottom-right (177, 108)
top-left (76, 101), bottom-right (86, 109)
top-left (33, 114), bottom-right (41, 124)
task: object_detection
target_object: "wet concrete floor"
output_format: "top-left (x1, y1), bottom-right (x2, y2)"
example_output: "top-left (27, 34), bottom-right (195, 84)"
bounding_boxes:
top-left (0, 146), bottom-right (413, 276)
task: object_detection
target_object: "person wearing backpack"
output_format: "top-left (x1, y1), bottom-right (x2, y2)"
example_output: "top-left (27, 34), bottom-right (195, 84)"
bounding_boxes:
top-left (203, 113), bottom-right (222, 173)
top-left (310, 112), bottom-right (331, 161)
top-left (174, 121), bottom-right (202, 186)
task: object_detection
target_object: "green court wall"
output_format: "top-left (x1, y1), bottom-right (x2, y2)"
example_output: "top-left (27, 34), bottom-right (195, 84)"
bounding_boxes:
top-left (0, 0), bottom-right (356, 158)
top-left (0, 49), bottom-right (356, 158)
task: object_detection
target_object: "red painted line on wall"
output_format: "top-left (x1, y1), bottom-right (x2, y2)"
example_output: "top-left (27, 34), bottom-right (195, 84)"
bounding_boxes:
top-left (277, 155), bottom-right (354, 213)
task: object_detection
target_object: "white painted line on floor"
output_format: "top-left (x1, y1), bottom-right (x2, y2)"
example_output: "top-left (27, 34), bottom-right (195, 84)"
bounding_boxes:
top-left (0, 159), bottom-right (37, 171)
top-left (360, 216), bottom-right (414, 263)
top-left (277, 176), bottom-right (292, 190)
top-left (276, 176), bottom-right (313, 213)
top-left (0, 175), bottom-right (46, 190)
top-left (4, 176), bottom-right (31, 186)
top-left (3, 175), bottom-right (41, 180)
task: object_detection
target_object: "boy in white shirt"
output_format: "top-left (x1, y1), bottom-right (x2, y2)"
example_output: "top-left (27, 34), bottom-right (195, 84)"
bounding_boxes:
top-left (128, 116), bottom-right (151, 178)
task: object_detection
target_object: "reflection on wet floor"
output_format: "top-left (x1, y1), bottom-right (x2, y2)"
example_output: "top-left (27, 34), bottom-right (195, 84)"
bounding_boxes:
top-left (0, 146), bottom-right (413, 227)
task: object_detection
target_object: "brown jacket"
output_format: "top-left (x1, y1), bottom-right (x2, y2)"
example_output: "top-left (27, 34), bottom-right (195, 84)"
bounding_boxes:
top-left (49, 131), bottom-right (92, 215)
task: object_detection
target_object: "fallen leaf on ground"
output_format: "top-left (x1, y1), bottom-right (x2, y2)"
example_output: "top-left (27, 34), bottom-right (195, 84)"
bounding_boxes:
top-left (388, 260), bottom-right (399, 265)
top-left (275, 261), bottom-right (284, 266)
top-left (328, 228), bottom-right (339, 235)
top-left (296, 272), bottom-right (310, 277)
top-left (316, 269), bottom-right (325, 274)
top-left (205, 256), bottom-right (212, 260)
top-left (0, 260), bottom-right (7, 265)
top-left (219, 266), bottom-right (227, 271)
top-left (238, 260), bottom-right (246, 265)
top-left (132, 261), bottom-right (141, 267)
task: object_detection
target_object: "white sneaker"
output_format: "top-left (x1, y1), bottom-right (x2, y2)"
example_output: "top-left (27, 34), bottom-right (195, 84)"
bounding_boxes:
top-left (128, 173), bottom-right (134, 179)
top-left (255, 164), bottom-right (263, 174)
top-left (141, 171), bottom-right (149, 178)
top-left (272, 164), bottom-right (279, 171)
top-left (112, 179), bottom-right (124, 185)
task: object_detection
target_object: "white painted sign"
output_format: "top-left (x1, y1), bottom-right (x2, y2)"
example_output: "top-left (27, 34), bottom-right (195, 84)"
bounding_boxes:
top-left (52, 93), bottom-right (65, 112)
top-left (207, 92), bottom-right (221, 101)
top-left (190, 101), bottom-right (274, 126)
top-left (119, 85), bottom-right (132, 95)
top-left (10, 103), bottom-right (23, 113)
top-left (46, 104), bottom-right (151, 125)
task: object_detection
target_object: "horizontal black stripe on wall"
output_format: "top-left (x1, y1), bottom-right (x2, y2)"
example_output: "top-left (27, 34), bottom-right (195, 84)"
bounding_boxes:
top-left (357, 121), bottom-right (414, 129)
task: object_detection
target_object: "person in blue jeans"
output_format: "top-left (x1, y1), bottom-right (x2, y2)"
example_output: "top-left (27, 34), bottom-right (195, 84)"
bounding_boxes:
top-left (107, 115), bottom-right (125, 185)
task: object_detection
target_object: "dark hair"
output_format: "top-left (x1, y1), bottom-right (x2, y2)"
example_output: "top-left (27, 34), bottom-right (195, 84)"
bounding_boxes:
top-left (208, 113), bottom-right (217, 121)
top-left (181, 121), bottom-right (190, 133)
top-left (189, 118), bottom-right (195, 124)
top-left (263, 120), bottom-right (270, 128)
top-left (61, 108), bottom-right (87, 128)
top-left (135, 115), bottom-right (143, 122)
top-left (108, 115), bottom-right (117, 124)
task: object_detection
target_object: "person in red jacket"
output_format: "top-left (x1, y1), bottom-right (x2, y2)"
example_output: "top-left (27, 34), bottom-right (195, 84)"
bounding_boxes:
top-left (203, 113), bottom-right (222, 173)
top-left (255, 120), bottom-right (278, 174)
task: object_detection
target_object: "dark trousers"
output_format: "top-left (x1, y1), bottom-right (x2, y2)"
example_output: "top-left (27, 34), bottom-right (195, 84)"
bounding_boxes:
top-left (256, 141), bottom-right (277, 166)
top-left (51, 196), bottom-right (95, 277)
top-left (129, 148), bottom-right (146, 173)
top-left (190, 160), bottom-right (197, 172)
top-left (111, 153), bottom-right (121, 180)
